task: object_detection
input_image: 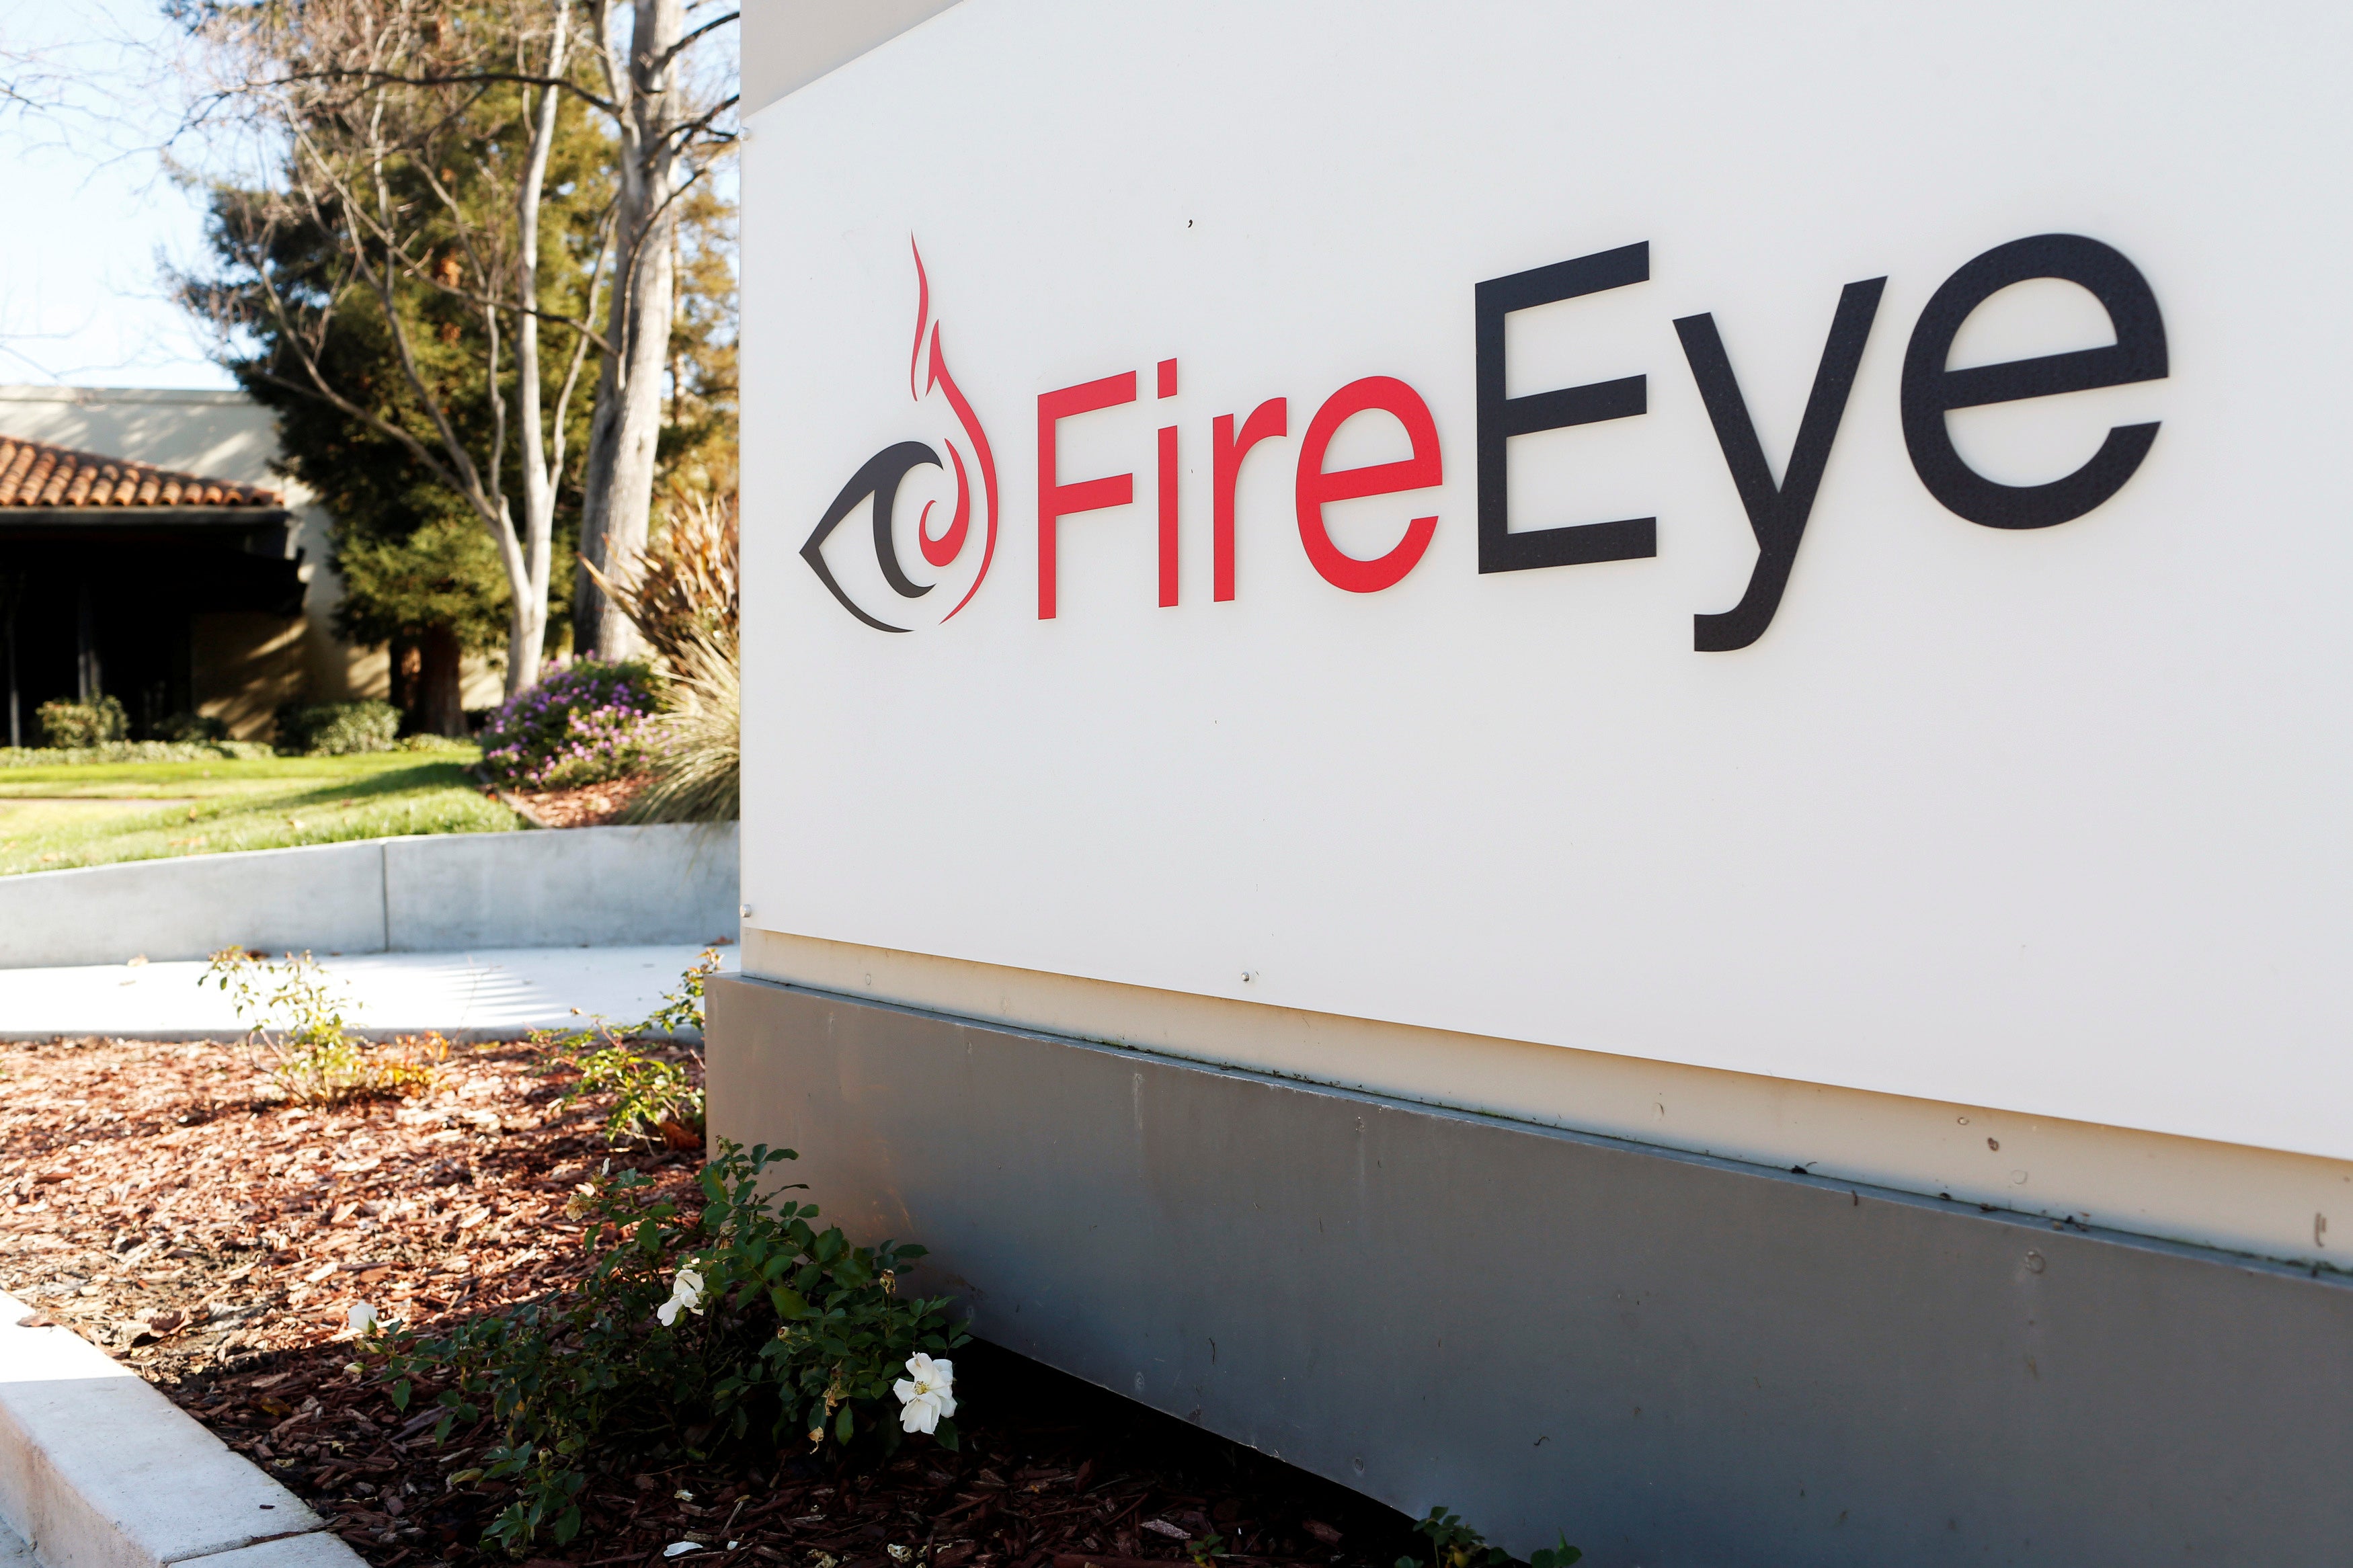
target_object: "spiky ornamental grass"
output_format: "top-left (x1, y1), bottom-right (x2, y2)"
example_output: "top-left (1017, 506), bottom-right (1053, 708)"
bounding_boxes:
top-left (584, 491), bottom-right (738, 669)
top-left (581, 491), bottom-right (740, 824)
top-left (621, 622), bottom-right (739, 825)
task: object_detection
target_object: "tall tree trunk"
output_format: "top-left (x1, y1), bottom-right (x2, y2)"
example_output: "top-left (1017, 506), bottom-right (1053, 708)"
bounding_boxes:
top-left (389, 632), bottom-right (421, 726)
top-left (416, 624), bottom-right (466, 737)
top-left (501, 0), bottom-right (573, 699)
top-left (575, 0), bottom-right (684, 661)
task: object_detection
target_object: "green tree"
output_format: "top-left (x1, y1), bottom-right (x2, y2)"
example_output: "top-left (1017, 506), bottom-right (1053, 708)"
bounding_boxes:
top-left (227, 276), bottom-right (529, 735)
top-left (175, 0), bottom-right (612, 697)
top-left (331, 512), bottom-right (512, 735)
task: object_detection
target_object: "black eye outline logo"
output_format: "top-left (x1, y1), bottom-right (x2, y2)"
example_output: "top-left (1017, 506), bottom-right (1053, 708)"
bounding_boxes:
top-left (801, 239), bottom-right (1000, 632)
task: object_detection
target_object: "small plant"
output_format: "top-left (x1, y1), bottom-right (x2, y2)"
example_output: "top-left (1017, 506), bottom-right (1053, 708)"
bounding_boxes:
top-left (1396, 1508), bottom-right (1580, 1568)
top-left (203, 948), bottom-right (442, 1102)
top-left (37, 695), bottom-right (127, 748)
top-left (370, 1141), bottom-right (968, 1552)
top-left (379, 1032), bottom-right (451, 1095)
top-left (477, 657), bottom-right (657, 791)
top-left (274, 698), bottom-right (402, 755)
top-left (534, 949), bottom-right (719, 1145)
top-left (643, 945), bottom-right (722, 1035)
top-left (549, 1038), bottom-right (703, 1147)
top-left (1186, 1532), bottom-right (1230, 1567)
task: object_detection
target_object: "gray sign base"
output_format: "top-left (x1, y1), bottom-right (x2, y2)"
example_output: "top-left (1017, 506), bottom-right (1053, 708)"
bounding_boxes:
top-left (707, 975), bottom-right (2353, 1568)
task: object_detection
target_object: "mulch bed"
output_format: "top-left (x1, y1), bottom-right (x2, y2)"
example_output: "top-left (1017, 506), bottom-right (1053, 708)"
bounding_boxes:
top-left (0, 1033), bottom-right (1419, 1568)
top-left (506, 775), bottom-right (651, 829)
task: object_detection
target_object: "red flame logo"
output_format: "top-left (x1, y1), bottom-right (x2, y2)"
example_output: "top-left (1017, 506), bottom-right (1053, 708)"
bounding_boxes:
top-left (803, 239), bottom-right (999, 631)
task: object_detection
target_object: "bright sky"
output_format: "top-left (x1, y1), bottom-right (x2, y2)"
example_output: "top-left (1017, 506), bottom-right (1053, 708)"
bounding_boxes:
top-left (0, 0), bottom-right (235, 389)
top-left (0, 1), bottom-right (739, 395)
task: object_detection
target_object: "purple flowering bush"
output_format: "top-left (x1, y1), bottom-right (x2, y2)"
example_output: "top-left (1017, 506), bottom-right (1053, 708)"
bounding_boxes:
top-left (478, 659), bottom-right (657, 790)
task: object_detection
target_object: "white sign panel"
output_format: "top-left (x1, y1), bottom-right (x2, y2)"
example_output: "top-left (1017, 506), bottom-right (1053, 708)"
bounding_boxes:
top-left (744, 2), bottom-right (2353, 1160)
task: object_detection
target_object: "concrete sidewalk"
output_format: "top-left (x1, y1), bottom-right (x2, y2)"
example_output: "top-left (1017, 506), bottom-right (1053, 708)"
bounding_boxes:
top-left (0, 944), bottom-right (738, 1040)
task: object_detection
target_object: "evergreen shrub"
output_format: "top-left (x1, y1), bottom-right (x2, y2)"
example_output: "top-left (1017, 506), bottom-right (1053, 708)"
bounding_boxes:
top-left (36, 696), bottom-right (128, 747)
top-left (276, 699), bottom-right (403, 755)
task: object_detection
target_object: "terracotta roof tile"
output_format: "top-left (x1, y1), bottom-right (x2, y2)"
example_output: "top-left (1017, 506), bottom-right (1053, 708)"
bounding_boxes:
top-left (0, 435), bottom-right (281, 509)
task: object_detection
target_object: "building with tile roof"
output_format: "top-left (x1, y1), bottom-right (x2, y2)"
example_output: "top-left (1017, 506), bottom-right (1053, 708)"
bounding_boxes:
top-left (0, 387), bottom-right (502, 743)
top-left (0, 436), bottom-right (284, 511)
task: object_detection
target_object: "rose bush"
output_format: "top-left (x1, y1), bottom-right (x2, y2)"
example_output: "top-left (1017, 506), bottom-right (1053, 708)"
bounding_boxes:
top-left (370, 1142), bottom-right (968, 1551)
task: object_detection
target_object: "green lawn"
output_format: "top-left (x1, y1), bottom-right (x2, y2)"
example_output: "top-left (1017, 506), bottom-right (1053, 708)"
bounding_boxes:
top-left (0, 750), bottom-right (526, 876)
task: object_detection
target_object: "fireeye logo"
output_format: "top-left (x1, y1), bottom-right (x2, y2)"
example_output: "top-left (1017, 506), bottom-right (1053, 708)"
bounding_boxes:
top-left (807, 229), bottom-right (2168, 645)
top-left (801, 239), bottom-right (1000, 632)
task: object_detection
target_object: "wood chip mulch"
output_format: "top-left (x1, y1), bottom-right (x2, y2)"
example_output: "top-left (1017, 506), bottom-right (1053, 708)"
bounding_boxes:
top-left (0, 1033), bottom-right (1419, 1568)
top-left (507, 774), bottom-right (652, 829)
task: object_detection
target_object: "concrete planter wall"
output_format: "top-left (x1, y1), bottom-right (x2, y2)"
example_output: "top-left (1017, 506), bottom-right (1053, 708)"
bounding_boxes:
top-left (0, 824), bottom-right (737, 968)
top-left (708, 976), bottom-right (2353, 1568)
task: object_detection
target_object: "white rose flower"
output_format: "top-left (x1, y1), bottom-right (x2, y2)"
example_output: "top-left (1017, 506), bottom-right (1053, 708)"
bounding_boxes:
top-left (348, 1303), bottom-right (379, 1333)
top-left (892, 1352), bottom-right (956, 1435)
top-left (657, 1266), bottom-right (706, 1327)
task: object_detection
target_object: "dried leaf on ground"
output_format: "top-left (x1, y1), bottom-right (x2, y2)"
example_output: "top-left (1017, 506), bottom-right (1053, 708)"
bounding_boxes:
top-left (0, 1034), bottom-right (1419, 1567)
top-left (511, 774), bottom-right (652, 829)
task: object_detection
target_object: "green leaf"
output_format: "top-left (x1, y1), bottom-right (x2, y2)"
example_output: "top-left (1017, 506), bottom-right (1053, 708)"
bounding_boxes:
top-left (1529, 1536), bottom-right (1583, 1568)
top-left (391, 1378), bottom-right (411, 1411)
top-left (835, 1405), bottom-right (854, 1444)
top-left (935, 1415), bottom-right (961, 1453)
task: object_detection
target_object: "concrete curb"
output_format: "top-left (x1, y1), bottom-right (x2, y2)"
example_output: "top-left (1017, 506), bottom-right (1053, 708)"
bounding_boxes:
top-left (0, 1291), bottom-right (364, 1568)
top-left (0, 823), bottom-right (740, 969)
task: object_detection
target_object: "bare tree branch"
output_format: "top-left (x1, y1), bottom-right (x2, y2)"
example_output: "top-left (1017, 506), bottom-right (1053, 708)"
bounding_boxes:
top-left (655, 9), bottom-right (736, 75)
top-left (170, 0), bottom-right (608, 698)
top-left (208, 65), bottom-right (618, 118)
